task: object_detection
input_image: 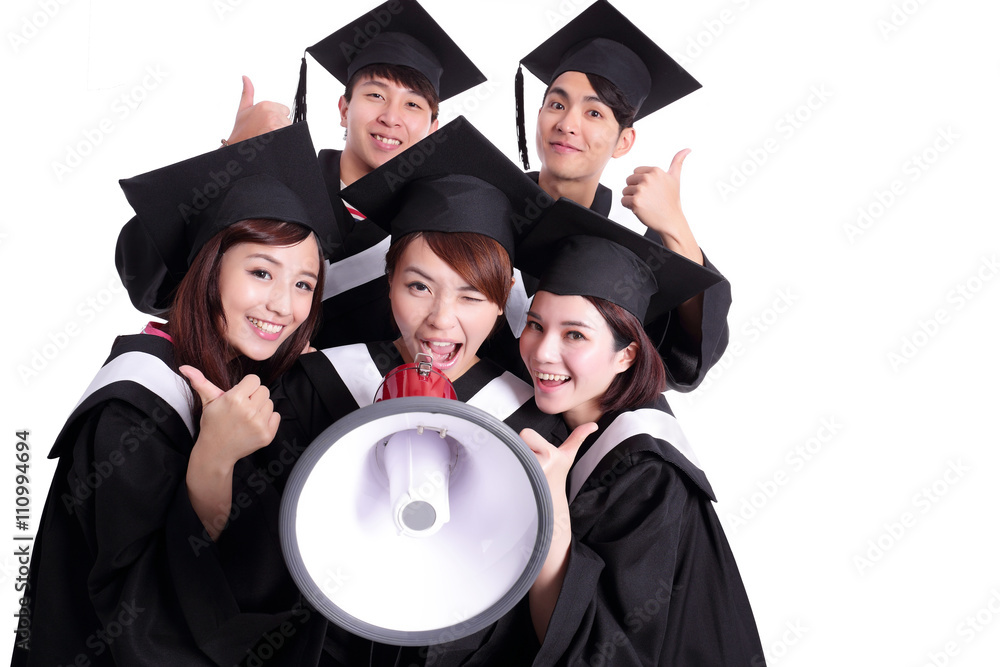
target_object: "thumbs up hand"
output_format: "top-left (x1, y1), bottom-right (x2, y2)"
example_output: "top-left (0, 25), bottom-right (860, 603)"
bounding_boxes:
top-left (520, 421), bottom-right (598, 642)
top-left (181, 365), bottom-right (280, 468)
top-left (180, 365), bottom-right (280, 540)
top-left (225, 75), bottom-right (291, 146)
top-left (520, 422), bottom-right (598, 501)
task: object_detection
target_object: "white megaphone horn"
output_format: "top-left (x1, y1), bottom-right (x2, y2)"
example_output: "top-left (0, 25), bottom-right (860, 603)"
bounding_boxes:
top-left (280, 354), bottom-right (554, 646)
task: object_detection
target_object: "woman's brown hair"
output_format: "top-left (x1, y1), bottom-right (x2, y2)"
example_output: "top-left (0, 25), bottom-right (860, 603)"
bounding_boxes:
top-left (384, 231), bottom-right (513, 335)
top-left (586, 296), bottom-right (665, 414)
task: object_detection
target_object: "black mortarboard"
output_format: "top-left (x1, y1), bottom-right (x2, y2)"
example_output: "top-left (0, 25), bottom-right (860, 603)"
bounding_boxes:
top-left (116, 122), bottom-right (339, 316)
top-left (339, 115), bottom-right (554, 256)
top-left (515, 198), bottom-right (722, 324)
top-left (515, 0), bottom-right (701, 168)
top-left (293, 0), bottom-right (486, 122)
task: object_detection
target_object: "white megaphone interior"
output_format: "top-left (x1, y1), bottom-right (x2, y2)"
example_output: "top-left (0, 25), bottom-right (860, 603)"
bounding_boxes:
top-left (379, 426), bottom-right (456, 537)
top-left (293, 409), bottom-right (543, 634)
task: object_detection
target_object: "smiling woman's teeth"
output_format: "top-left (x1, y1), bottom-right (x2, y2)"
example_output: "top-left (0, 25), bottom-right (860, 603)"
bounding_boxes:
top-left (249, 317), bottom-right (283, 334)
top-left (536, 372), bottom-right (570, 381)
top-left (374, 134), bottom-right (401, 146)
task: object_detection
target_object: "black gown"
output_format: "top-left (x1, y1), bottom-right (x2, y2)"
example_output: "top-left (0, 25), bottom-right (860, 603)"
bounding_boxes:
top-left (174, 342), bottom-right (567, 666)
top-left (9, 333), bottom-right (327, 666)
top-left (312, 149), bottom-right (398, 349)
top-left (425, 395), bottom-right (764, 666)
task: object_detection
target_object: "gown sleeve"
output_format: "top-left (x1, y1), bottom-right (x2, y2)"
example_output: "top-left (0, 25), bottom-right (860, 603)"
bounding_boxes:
top-left (534, 450), bottom-right (763, 667)
top-left (164, 363), bottom-right (339, 665)
top-left (643, 251), bottom-right (732, 392)
top-left (13, 400), bottom-right (218, 666)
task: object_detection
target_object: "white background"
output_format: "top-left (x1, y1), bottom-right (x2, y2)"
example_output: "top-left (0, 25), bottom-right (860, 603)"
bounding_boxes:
top-left (2, 0), bottom-right (999, 664)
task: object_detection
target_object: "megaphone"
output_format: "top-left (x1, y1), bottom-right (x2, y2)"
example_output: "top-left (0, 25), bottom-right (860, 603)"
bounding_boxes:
top-left (280, 355), bottom-right (553, 646)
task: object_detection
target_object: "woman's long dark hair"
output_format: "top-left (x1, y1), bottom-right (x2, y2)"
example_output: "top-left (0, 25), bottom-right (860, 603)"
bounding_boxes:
top-left (586, 296), bottom-right (665, 414)
top-left (169, 218), bottom-right (325, 394)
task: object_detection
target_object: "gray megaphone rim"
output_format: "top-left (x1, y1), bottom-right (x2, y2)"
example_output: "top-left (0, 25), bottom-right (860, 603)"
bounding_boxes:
top-left (280, 396), bottom-right (554, 646)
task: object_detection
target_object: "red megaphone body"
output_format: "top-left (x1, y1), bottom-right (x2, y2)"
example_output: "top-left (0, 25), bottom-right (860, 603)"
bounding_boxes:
top-left (375, 353), bottom-right (457, 402)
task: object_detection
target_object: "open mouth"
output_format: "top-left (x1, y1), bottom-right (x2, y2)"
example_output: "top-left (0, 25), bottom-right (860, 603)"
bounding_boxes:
top-left (372, 133), bottom-right (402, 148)
top-left (248, 316), bottom-right (284, 340)
top-left (422, 340), bottom-right (462, 369)
top-left (534, 370), bottom-right (570, 389)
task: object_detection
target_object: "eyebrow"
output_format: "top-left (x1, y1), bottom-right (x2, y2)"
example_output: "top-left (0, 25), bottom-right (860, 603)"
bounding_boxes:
top-left (547, 86), bottom-right (605, 107)
top-left (248, 253), bottom-right (319, 281)
top-left (526, 310), bottom-right (596, 329)
top-left (403, 266), bottom-right (481, 293)
top-left (247, 252), bottom-right (280, 265)
top-left (358, 78), bottom-right (420, 97)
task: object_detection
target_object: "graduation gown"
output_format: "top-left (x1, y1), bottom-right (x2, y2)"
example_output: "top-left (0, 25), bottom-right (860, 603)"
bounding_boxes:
top-left (428, 396), bottom-right (764, 667)
top-left (213, 342), bottom-right (565, 666)
top-left (313, 149), bottom-right (398, 349)
top-left (9, 333), bottom-right (327, 666)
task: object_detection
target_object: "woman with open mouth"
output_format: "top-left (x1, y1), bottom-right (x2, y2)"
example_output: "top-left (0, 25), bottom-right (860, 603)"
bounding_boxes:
top-left (12, 123), bottom-right (339, 666)
top-left (448, 196), bottom-right (765, 666)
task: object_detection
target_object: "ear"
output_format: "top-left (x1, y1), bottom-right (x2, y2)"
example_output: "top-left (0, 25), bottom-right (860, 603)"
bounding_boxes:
top-left (611, 126), bottom-right (636, 159)
top-left (338, 95), bottom-right (349, 129)
top-left (429, 117), bottom-right (439, 134)
top-left (615, 341), bottom-right (639, 374)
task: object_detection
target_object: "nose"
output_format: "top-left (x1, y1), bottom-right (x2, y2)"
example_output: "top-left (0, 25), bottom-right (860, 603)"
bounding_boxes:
top-left (555, 106), bottom-right (580, 135)
top-left (531, 331), bottom-right (560, 364)
top-left (427, 295), bottom-right (457, 330)
top-left (379, 99), bottom-right (403, 127)
top-left (266, 283), bottom-right (292, 318)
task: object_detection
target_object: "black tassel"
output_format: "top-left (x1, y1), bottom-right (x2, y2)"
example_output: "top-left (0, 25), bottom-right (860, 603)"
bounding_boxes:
top-left (292, 55), bottom-right (307, 123)
top-left (515, 64), bottom-right (529, 170)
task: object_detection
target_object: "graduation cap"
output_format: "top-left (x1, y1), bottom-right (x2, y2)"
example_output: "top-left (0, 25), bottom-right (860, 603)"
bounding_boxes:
top-left (515, 0), bottom-right (700, 168)
top-left (293, 0), bottom-right (486, 122)
top-left (116, 122), bottom-right (339, 316)
top-left (339, 115), bottom-right (553, 256)
top-left (515, 198), bottom-right (722, 325)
